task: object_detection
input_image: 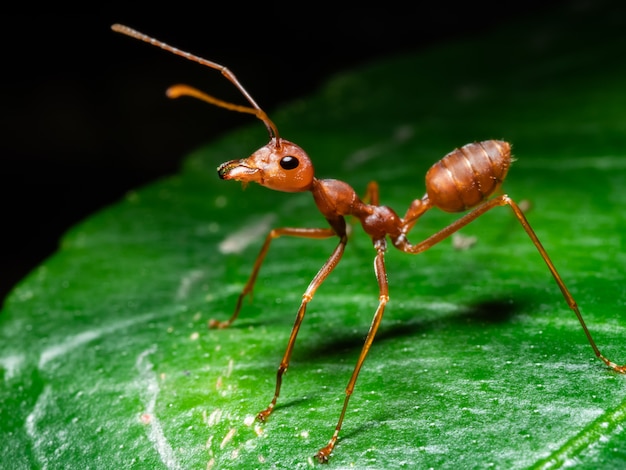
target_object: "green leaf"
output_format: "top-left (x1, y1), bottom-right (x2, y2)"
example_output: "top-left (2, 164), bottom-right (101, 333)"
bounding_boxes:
top-left (3, 6), bottom-right (626, 469)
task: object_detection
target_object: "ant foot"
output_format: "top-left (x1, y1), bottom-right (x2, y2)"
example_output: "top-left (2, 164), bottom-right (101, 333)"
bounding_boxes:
top-left (208, 318), bottom-right (231, 329)
top-left (600, 355), bottom-right (626, 374)
top-left (315, 444), bottom-right (333, 464)
top-left (257, 406), bottom-right (273, 422)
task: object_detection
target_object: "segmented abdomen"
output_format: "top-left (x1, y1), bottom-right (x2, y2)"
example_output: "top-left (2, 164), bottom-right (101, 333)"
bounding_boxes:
top-left (425, 140), bottom-right (512, 213)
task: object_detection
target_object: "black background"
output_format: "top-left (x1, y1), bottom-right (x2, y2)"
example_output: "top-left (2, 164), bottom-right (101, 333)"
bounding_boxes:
top-left (0, 5), bottom-right (570, 303)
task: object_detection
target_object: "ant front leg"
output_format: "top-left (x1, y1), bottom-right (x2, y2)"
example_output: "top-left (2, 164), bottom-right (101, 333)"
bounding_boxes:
top-left (257, 228), bottom-right (348, 421)
top-left (209, 227), bottom-right (337, 329)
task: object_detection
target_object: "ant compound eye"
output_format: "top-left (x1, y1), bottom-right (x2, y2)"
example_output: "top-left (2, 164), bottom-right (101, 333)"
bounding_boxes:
top-left (280, 156), bottom-right (299, 170)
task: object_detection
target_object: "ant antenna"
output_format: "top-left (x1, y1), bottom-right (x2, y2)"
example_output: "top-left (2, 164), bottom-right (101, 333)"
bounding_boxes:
top-left (111, 24), bottom-right (280, 141)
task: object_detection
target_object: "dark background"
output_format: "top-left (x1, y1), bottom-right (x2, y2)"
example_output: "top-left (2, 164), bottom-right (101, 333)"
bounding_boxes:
top-left (0, 5), bottom-right (572, 303)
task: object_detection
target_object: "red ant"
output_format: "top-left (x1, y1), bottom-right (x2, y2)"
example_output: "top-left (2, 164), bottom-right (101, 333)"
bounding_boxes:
top-left (112, 24), bottom-right (625, 463)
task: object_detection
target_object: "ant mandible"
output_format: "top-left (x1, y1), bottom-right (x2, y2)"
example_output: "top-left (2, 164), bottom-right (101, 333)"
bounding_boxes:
top-left (112, 24), bottom-right (626, 463)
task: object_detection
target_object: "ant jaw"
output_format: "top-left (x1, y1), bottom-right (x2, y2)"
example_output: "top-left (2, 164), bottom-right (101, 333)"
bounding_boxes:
top-left (217, 159), bottom-right (262, 182)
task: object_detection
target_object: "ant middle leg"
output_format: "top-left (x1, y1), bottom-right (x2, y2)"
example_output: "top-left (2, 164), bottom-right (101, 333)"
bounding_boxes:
top-left (316, 238), bottom-right (389, 462)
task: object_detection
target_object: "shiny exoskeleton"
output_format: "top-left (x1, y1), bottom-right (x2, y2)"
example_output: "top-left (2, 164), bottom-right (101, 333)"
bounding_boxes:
top-left (113, 24), bottom-right (626, 464)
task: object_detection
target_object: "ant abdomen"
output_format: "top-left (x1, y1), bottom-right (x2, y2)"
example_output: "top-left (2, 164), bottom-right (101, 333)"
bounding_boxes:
top-left (425, 140), bottom-right (512, 213)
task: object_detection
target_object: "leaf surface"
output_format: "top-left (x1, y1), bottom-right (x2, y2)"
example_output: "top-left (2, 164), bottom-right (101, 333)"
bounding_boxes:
top-left (2, 5), bottom-right (626, 469)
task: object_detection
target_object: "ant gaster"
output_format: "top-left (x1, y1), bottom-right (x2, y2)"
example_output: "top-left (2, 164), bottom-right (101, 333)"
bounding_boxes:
top-left (112, 24), bottom-right (625, 463)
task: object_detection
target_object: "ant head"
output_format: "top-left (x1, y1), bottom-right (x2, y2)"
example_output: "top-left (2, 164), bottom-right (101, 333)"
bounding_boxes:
top-left (110, 25), bottom-right (316, 192)
top-left (166, 85), bottom-right (315, 192)
top-left (218, 138), bottom-right (315, 192)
